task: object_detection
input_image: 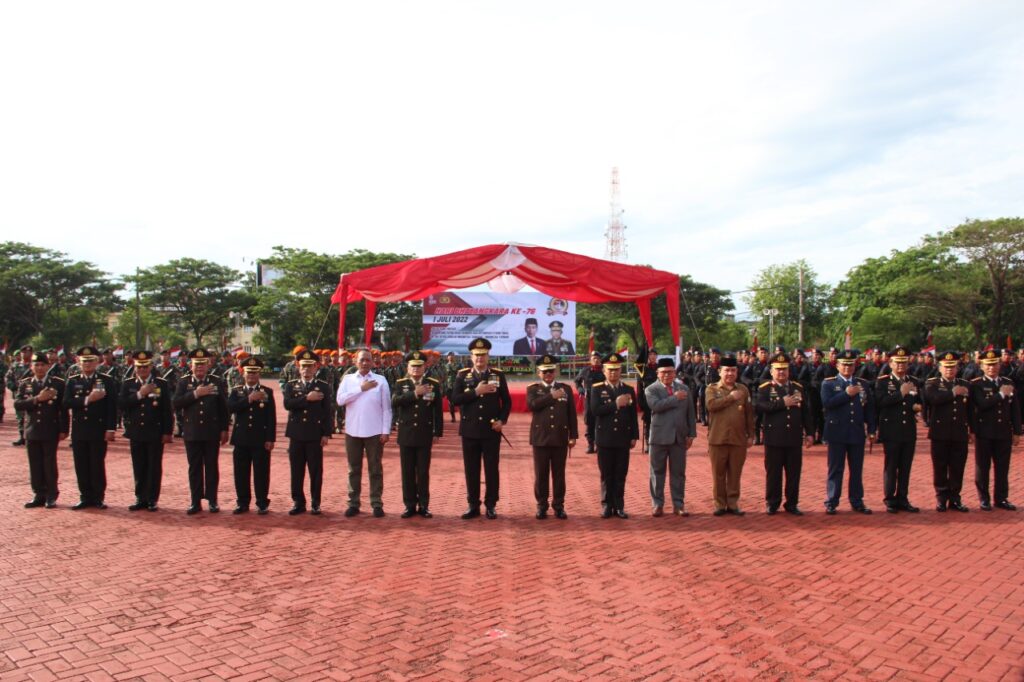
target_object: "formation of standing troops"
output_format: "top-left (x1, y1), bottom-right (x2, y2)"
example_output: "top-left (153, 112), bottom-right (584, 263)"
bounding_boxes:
top-left (3, 338), bottom-right (1022, 518)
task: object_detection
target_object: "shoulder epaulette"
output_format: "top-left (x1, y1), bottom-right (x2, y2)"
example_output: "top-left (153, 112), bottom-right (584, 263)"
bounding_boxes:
top-left (458, 367), bottom-right (471, 374)
top-left (759, 381), bottom-right (772, 388)
top-left (792, 381), bottom-right (803, 388)
top-left (489, 367), bottom-right (504, 374)
top-left (971, 377), bottom-right (983, 382)
top-left (426, 377), bottom-right (440, 384)
top-left (925, 376), bottom-right (939, 382)
top-left (823, 375), bottom-right (837, 381)
top-left (50, 376), bottom-right (65, 384)
top-left (18, 376), bottom-right (32, 384)
top-left (592, 382), bottom-right (606, 387)
top-left (291, 379), bottom-right (302, 384)
top-left (527, 382), bottom-right (540, 387)
top-left (878, 374), bottom-right (891, 380)
top-left (67, 372), bottom-right (81, 380)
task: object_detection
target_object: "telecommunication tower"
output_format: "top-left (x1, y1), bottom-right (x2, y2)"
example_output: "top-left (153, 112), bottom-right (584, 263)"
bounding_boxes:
top-left (604, 167), bottom-right (627, 262)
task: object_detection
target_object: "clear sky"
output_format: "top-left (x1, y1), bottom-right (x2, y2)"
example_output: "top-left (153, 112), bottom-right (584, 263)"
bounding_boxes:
top-left (2, 2), bottom-right (1021, 311)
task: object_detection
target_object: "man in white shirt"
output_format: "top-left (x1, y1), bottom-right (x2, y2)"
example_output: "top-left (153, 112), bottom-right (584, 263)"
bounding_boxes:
top-left (337, 349), bottom-right (393, 517)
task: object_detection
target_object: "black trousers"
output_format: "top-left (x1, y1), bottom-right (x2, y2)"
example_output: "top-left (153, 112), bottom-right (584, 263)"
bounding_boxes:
top-left (289, 439), bottom-right (323, 508)
top-left (584, 407), bottom-right (596, 446)
top-left (764, 444), bottom-right (802, 510)
top-left (234, 445), bottom-right (271, 508)
top-left (71, 438), bottom-right (108, 504)
top-left (882, 439), bottom-right (916, 506)
top-left (597, 446), bottom-right (630, 511)
top-left (129, 439), bottom-right (164, 505)
top-left (533, 445), bottom-right (568, 511)
top-left (462, 436), bottom-right (500, 508)
top-left (26, 439), bottom-right (59, 502)
top-left (975, 437), bottom-right (1013, 504)
top-left (399, 444), bottom-right (432, 510)
top-left (184, 440), bottom-right (220, 505)
top-left (810, 392), bottom-right (824, 440)
top-left (930, 439), bottom-right (968, 505)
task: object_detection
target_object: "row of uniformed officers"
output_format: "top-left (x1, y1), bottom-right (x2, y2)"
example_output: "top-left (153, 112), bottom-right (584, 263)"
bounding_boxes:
top-left (11, 341), bottom-right (1021, 517)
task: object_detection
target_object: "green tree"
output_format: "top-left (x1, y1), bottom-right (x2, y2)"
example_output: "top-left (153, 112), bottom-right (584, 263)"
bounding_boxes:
top-left (0, 242), bottom-right (121, 350)
top-left (135, 258), bottom-right (252, 349)
top-left (109, 305), bottom-right (185, 350)
top-left (744, 260), bottom-right (830, 348)
top-left (251, 247), bottom-right (413, 360)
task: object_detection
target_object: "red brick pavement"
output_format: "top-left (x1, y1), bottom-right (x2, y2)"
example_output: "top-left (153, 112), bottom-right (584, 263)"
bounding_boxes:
top-left (1, 386), bottom-right (1022, 681)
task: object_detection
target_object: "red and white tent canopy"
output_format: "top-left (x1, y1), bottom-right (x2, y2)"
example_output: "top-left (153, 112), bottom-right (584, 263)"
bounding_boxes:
top-left (330, 243), bottom-right (681, 349)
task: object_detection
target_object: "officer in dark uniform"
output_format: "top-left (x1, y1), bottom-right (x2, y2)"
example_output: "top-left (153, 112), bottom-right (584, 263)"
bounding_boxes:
top-left (392, 350), bottom-right (443, 518)
top-left (821, 349), bottom-right (876, 515)
top-left (700, 348), bottom-right (723, 426)
top-left (744, 348), bottom-right (770, 443)
top-left (527, 354), bottom-right (578, 519)
top-left (635, 347), bottom-right (659, 453)
top-left (591, 352), bottom-right (639, 519)
top-left (63, 346), bottom-right (118, 509)
top-left (173, 349), bottom-right (229, 514)
top-left (574, 351), bottom-right (605, 453)
top-left (283, 350), bottom-right (332, 515)
top-left (874, 346), bottom-right (922, 513)
top-left (14, 352), bottom-right (69, 508)
top-left (923, 351), bottom-right (972, 512)
top-left (227, 357), bottom-right (277, 514)
top-left (119, 350), bottom-right (173, 511)
top-left (971, 349), bottom-right (1022, 510)
top-left (451, 338), bottom-right (512, 519)
top-left (755, 352), bottom-right (814, 515)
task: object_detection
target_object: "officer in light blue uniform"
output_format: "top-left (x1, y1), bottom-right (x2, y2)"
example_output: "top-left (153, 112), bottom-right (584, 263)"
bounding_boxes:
top-left (821, 349), bottom-right (877, 515)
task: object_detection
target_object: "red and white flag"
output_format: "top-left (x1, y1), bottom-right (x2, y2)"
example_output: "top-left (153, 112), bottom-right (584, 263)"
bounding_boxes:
top-left (588, 327), bottom-right (595, 355)
top-left (113, 345), bottom-right (124, 357)
top-left (169, 346), bottom-right (182, 359)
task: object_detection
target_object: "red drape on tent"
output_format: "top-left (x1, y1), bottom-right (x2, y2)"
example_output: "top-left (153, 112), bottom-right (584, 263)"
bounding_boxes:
top-left (330, 244), bottom-right (681, 349)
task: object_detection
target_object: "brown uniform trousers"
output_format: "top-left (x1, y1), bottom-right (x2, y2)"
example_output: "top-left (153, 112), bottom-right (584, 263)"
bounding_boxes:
top-left (705, 381), bottom-right (755, 511)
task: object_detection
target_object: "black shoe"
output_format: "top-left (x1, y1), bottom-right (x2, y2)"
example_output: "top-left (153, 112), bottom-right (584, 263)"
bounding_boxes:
top-left (208, 504), bottom-right (219, 513)
top-left (729, 508), bottom-right (745, 516)
top-left (372, 507), bottom-right (385, 518)
top-left (886, 505), bottom-right (899, 514)
top-left (485, 507), bottom-right (497, 519)
top-left (12, 438), bottom-right (25, 446)
top-left (825, 504), bottom-right (837, 515)
top-left (935, 503), bottom-right (947, 512)
top-left (853, 506), bottom-right (872, 515)
top-left (785, 507), bottom-right (804, 516)
top-left (419, 508), bottom-right (433, 518)
top-left (45, 500), bottom-right (57, 509)
top-left (950, 502), bottom-right (969, 513)
top-left (233, 506), bottom-right (248, 515)
top-left (461, 507), bottom-right (481, 519)
top-left (256, 506), bottom-right (268, 515)
top-left (401, 509), bottom-right (416, 519)
top-left (147, 504), bottom-right (159, 512)
top-left (615, 509), bottom-right (629, 519)
top-left (903, 503), bottom-right (920, 513)
top-left (600, 507), bottom-right (613, 519)
top-left (555, 509), bottom-right (568, 520)
top-left (128, 501), bottom-right (146, 511)
top-left (713, 508), bottom-right (727, 517)
top-left (586, 445), bottom-right (596, 454)
top-left (95, 502), bottom-right (107, 510)
top-left (186, 505), bottom-right (200, 515)
top-left (996, 500), bottom-right (1017, 511)
top-left (344, 506), bottom-right (360, 517)
top-left (311, 506), bottom-right (321, 516)
top-left (288, 506), bottom-right (306, 515)
top-left (980, 501), bottom-right (992, 511)
top-left (24, 499), bottom-right (44, 508)
top-left (766, 506), bottom-right (778, 515)
top-left (535, 510), bottom-right (548, 519)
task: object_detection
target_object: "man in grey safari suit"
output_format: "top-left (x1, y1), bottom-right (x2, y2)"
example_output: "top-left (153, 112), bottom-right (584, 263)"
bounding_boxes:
top-left (645, 357), bottom-right (697, 516)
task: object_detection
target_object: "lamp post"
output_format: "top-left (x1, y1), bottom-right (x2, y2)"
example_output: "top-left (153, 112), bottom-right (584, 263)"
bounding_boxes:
top-left (763, 308), bottom-right (779, 351)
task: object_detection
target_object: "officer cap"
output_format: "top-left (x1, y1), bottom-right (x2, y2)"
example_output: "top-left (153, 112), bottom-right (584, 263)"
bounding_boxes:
top-left (537, 354), bottom-right (559, 371)
top-left (603, 352), bottom-right (625, 368)
top-left (979, 349), bottom-right (1001, 365)
top-left (30, 352), bottom-right (49, 364)
top-left (548, 321), bottom-right (564, 330)
top-left (720, 353), bottom-right (738, 367)
top-left (889, 345), bottom-right (911, 362)
top-left (836, 349), bottom-right (859, 364)
top-left (77, 346), bottom-right (101, 360)
top-left (773, 345), bottom-right (785, 354)
top-left (655, 357), bottom-right (675, 369)
top-left (133, 350), bottom-right (154, 366)
top-left (794, 347), bottom-right (805, 355)
top-left (468, 338), bottom-right (492, 355)
top-left (405, 350), bottom-right (426, 366)
top-left (242, 357), bottom-right (264, 371)
top-left (770, 352), bottom-right (789, 369)
top-left (296, 349), bottom-right (318, 365)
top-left (708, 347), bottom-right (721, 355)
top-left (188, 348), bottom-right (212, 364)
top-left (19, 344), bottom-right (33, 352)
top-left (937, 350), bottom-right (959, 366)
top-left (292, 345), bottom-right (308, 356)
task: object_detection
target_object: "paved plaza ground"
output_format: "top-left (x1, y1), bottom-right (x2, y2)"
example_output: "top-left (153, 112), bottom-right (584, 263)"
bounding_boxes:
top-left (0, 386), bottom-right (1022, 680)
